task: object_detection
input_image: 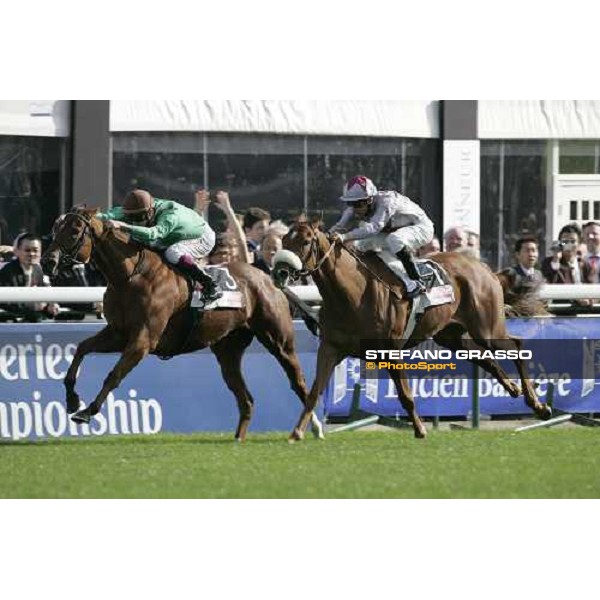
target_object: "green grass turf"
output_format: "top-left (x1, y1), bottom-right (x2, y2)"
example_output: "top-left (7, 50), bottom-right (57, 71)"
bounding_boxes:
top-left (1, 428), bottom-right (599, 498)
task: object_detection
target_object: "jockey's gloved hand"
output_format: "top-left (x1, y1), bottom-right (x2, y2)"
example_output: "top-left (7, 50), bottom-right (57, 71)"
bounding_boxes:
top-left (329, 232), bottom-right (344, 244)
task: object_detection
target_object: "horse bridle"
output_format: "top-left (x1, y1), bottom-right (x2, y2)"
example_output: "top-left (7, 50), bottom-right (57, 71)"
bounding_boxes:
top-left (55, 211), bottom-right (94, 260)
top-left (55, 211), bottom-right (146, 281)
top-left (296, 231), bottom-right (336, 277)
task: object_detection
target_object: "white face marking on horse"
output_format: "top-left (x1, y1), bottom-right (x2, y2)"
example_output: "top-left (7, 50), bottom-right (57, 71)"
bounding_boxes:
top-left (290, 231), bottom-right (297, 241)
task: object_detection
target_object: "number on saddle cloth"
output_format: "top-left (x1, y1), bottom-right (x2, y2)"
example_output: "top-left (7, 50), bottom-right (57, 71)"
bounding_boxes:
top-left (189, 266), bottom-right (243, 310)
top-left (415, 260), bottom-right (444, 288)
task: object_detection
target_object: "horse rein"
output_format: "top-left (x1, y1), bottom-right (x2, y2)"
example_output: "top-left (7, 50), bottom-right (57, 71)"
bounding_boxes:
top-left (298, 234), bottom-right (336, 277)
top-left (338, 240), bottom-right (403, 301)
top-left (299, 231), bottom-right (403, 301)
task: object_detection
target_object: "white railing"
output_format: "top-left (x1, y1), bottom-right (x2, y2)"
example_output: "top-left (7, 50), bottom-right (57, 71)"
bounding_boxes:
top-left (536, 284), bottom-right (600, 301)
top-left (0, 285), bottom-right (321, 303)
top-left (1, 284), bottom-right (600, 303)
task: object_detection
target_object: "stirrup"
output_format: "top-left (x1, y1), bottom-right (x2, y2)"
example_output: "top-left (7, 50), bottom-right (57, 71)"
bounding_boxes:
top-left (201, 285), bottom-right (223, 304)
top-left (404, 281), bottom-right (425, 299)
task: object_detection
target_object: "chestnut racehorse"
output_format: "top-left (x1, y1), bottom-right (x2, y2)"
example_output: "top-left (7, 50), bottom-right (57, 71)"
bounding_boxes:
top-left (276, 224), bottom-right (552, 441)
top-left (41, 207), bottom-right (323, 441)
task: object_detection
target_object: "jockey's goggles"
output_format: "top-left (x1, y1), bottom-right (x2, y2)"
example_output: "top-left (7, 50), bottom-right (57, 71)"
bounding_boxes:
top-left (124, 210), bottom-right (151, 224)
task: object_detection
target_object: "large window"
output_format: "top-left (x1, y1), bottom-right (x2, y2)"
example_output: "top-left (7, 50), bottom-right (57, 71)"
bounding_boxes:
top-left (112, 133), bottom-right (442, 233)
top-left (307, 137), bottom-right (441, 229)
top-left (0, 136), bottom-right (64, 246)
top-left (560, 140), bottom-right (600, 174)
top-left (481, 141), bottom-right (548, 269)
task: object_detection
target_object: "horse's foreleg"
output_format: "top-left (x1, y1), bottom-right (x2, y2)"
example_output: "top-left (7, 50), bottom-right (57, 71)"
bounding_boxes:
top-left (290, 341), bottom-right (341, 442)
top-left (64, 326), bottom-right (125, 413)
top-left (387, 367), bottom-right (427, 439)
top-left (211, 330), bottom-right (256, 442)
top-left (255, 330), bottom-right (324, 440)
top-left (71, 337), bottom-right (150, 424)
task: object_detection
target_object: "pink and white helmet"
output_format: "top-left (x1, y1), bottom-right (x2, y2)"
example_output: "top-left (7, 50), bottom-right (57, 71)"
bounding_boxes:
top-left (339, 175), bottom-right (378, 202)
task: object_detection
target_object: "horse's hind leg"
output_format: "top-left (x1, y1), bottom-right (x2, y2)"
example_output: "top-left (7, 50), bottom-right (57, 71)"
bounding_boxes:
top-left (71, 334), bottom-right (150, 424)
top-left (493, 335), bottom-right (552, 420)
top-left (64, 326), bottom-right (126, 413)
top-left (386, 367), bottom-right (427, 439)
top-left (211, 329), bottom-right (256, 442)
top-left (434, 323), bottom-right (522, 398)
top-left (253, 327), bottom-right (324, 440)
top-left (463, 305), bottom-right (551, 419)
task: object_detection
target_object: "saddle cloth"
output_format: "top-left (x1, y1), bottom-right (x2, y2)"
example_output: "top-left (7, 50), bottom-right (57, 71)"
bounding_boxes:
top-left (190, 265), bottom-right (244, 310)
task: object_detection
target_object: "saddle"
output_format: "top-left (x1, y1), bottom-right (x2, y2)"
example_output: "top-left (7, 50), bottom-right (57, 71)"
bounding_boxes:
top-left (373, 249), bottom-right (454, 307)
top-left (188, 265), bottom-right (244, 310)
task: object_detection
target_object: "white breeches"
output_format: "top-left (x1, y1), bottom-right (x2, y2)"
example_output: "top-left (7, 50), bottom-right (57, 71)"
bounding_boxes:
top-left (353, 222), bottom-right (434, 255)
top-left (386, 222), bottom-right (434, 254)
top-left (163, 225), bottom-right (216, 264)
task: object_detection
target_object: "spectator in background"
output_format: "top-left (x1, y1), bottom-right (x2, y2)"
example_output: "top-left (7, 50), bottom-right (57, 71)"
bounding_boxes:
top-left (418, 236), bottom-right (441, 257)
top-left (254, 233), bottom-right (282, 275)
top-left (0, 232), bottom-right (60, 321)
top-left (267, 219), bottom-right (289, 239)
top-left (582, 221), bottom-right (600, 283)
top-left (243, 207), bottom-right (271, 264)
top-left (209, 232), bottom-right (242, 265)
top-left (0, 244), bottom-right (14, 267)
top-left (497, 237), bottom-right (548, 316)
top-left (193, 185), bottom-right (210, 216)
top-left (201, 189), bottom-right (250, 264)
top-left (579, 221), bottom-right (593, 257)
top-left (443, 226), bottom-right (467, 252)
top-left (541, 223), bottom-right (592, 284)
top-left (465, 229), bottom-right (481, 260)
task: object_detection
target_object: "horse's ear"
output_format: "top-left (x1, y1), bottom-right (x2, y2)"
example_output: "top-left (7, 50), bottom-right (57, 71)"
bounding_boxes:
top-left (309, 214), bottom-right (325, 232)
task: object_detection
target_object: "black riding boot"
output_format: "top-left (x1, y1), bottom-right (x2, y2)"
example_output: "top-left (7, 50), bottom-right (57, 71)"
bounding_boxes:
top-left (396, 248), bottom-right (425, 299)
top-left (181, 263), bottom-right (223, 304)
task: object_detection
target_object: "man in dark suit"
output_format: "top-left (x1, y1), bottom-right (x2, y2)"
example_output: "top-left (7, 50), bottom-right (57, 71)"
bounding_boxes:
top-left (541, 223), bottom-right (593, 285)
top-left (582, 221), bottom-right (600, 283)
top-left (0, 232), bottom-right (60, 321)
top-left (498, 237), bottom-right (547, 316)
top-left (541, 223), bottom-right (594, 309)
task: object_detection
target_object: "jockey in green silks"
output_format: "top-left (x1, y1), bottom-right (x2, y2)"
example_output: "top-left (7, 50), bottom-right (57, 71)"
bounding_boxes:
top-left (98, 189), bottom-right (222, 304)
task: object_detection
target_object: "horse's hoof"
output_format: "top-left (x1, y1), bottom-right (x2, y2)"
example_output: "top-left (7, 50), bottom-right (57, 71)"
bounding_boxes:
top-left (310, 421), bottom-right (325, 440)
top-left (414, 428), bottom-right (427, 439)
top-left (288, 429), bottom-right (304, 443)
top-left (536, 405), bottom-right (553, 421)
top-left (71, 410), bottom-right (91, 424)
top-left (234, 437), bottom-right (244, 444)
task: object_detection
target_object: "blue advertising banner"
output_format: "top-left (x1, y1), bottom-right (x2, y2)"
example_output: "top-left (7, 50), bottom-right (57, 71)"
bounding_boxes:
top-left (324, 317), bottom-right (600, 418)
top-left (0, 322), bottom-right (319, 441)
top-left (3, 317), bottom-right (600, 440)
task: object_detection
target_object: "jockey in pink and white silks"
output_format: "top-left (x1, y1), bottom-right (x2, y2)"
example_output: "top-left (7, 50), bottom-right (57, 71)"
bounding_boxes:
top-left (329, 175), bottom-right (435, 298)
